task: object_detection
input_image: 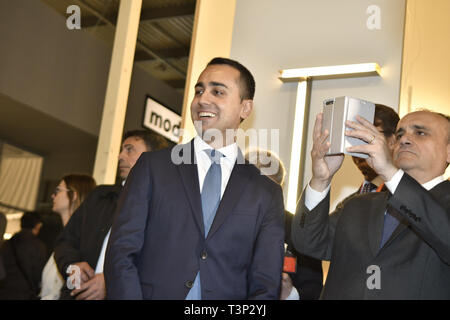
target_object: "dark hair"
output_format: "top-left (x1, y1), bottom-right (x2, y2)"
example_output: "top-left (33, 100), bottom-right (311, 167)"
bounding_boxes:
top-left (123, 130), bottom-right (169, 152)
top-left (374, 104), bottom-right (400, 138)
top-left (20, 211), bottom-right (42, 230)
top-left (207, 57), bottom-right (256, 101)
top-left (61, 174), bottom-right (96, 213)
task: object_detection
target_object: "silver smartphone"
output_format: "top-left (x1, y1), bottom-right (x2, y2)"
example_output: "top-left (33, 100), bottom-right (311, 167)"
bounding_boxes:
top-left (322, 96), bottom-right (375, 159)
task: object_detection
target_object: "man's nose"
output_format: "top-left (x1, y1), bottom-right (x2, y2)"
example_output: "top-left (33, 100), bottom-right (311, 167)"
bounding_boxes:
top-left (197, 91), bottom-right (212, 106)
top-left (399, 132), bottom-right (412, 146)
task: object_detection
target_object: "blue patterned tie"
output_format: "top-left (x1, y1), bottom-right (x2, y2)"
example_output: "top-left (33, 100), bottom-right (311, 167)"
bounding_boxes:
top-left (186, 149), bottom-right (223, 300)
top-left (201, 149), bottom-right (223, 235)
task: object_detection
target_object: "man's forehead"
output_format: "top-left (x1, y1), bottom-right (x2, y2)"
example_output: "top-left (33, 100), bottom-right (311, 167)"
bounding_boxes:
top-left (397, 112), bottom-right (438, 129)
top-left (197, 64), bottom-right (240, 84)
top-left (122, 136), bottom-right (144, 146)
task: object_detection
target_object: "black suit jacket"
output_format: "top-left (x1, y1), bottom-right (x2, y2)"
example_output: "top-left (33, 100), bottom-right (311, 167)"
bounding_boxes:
top-left (0, 230), bottom-right (47, 299)
top-left (54, 184), bottom-right (121, 299)
top-left (292, 173), bottom-right (450, 299)
top-left (284, 212), bottom-right (323, 299)
top-left (105, 141), bottom-right (285, 300)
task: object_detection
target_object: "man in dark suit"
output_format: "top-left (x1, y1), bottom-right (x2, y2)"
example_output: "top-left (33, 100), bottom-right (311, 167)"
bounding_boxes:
top-left (104, 57), bottom-right (285, 300)
top-left (0, 211), bottom-right (46, 299)
top-left (292, 110), bottom-right (450, 299)
top-left (54, 130), bottom-right (168, 300)
top-left (245, 149), bottom-right (323, 300)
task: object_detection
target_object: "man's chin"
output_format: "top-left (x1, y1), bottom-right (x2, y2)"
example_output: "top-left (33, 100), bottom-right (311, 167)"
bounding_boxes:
top-left (119, 171), bottom-right (129, 181)
top-left (395, 158), bottom-right (415, 171)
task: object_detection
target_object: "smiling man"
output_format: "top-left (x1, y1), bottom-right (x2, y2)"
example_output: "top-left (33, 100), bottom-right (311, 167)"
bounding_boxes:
top-left (291, 109), bottom-right (450, 299)
top-left (105, 57), bottom-right (285, 300)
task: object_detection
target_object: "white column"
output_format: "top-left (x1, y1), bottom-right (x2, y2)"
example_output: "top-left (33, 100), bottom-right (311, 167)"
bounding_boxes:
top-left (285, 80), bottom-right (310, 213)
top-left (93, 0), bottom-right (142, 185)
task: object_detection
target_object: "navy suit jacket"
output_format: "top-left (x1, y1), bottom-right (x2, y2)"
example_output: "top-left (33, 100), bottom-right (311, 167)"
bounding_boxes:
top-left (104, 140), bottom-right (285, 300)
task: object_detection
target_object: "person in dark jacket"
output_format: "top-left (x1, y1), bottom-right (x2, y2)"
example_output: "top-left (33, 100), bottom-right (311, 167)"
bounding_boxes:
top-left (0, 211), bottom-right (7, 281)
top-left (54, 130), bottom-right (168, 300)
top-left (0, 211), bottom-right (46, 299)
top-left (245, 149), bottom-right (323, 300)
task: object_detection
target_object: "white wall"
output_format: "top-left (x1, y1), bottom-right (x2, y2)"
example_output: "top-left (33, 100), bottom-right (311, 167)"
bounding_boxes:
top-left (400, 0), bottom-right (450, 117)
top-left (399, 0), bottom-right (450, 179)
top-left (230, 0), bottom-right (405, 211)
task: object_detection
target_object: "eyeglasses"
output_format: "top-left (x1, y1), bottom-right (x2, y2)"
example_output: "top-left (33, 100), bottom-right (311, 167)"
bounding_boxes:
top-left (52, 187), bottom-right (72, 196)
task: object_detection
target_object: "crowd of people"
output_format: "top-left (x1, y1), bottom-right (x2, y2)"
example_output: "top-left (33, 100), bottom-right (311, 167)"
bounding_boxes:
top-left (0, 57), bottom-right (448, 300)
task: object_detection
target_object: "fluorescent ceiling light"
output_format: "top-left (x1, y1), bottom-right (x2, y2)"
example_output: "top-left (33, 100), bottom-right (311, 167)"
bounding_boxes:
top-left (279, 63), bottom-right (381, 81)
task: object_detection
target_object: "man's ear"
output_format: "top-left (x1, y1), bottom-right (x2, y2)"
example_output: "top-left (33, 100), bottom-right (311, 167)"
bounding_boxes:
top-left (240, 99), bottom-right (253, 121)
top-left (446, 142), bottom-right (450, 165)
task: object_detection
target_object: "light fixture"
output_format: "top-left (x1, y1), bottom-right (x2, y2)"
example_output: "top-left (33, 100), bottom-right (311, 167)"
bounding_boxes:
top-left (279, 63), bottom-right (381, 82)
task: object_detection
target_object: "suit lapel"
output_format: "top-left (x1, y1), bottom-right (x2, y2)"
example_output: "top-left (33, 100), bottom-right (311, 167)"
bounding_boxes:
top-left (206, 150), bottom-right (251, 240)
top-left (177, 140), bottom-right (205, 238)
top-left (368, 192), bottom-right (388, 256)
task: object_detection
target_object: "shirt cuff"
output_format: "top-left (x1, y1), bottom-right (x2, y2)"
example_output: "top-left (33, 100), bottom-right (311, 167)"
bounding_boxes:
top-left (285, 286), bottom-right (300, 300)
top-left (384, 169), bottom-right (404, 194)
top-left (305, 182), bottom-right (331, 211)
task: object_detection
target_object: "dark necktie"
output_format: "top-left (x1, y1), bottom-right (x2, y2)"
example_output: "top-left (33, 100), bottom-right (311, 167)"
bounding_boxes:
top-left (380, 206), bottom-right (400, 248)
top-left (186, 149), bottom-right (223, 300)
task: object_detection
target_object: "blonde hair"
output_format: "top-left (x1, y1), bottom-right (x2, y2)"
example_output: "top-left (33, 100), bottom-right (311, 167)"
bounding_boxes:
top-left (244, 149), bottom-right (286, 186)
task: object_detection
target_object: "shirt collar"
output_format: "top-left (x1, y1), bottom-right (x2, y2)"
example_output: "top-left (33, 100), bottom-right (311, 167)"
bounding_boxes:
top-left (422, 175), bottom-right (445, 191)
top-left (194, 135), bottom-right (238, 164)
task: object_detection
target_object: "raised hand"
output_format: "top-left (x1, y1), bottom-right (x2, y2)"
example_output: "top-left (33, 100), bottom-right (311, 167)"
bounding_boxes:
top-left (310, 113), bottom-right (344, 192)
top-left (345, 115), bottom-right (398, 182)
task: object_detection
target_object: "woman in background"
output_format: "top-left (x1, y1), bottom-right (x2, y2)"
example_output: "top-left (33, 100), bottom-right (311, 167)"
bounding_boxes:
top-left (40, 174), bottom-right (96, 300)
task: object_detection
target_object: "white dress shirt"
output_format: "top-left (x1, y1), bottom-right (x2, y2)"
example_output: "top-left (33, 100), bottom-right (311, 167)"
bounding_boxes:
top-left (95, 229), bottom-right (111, 274)
top-left (194, 135), bottom-right (238, 198)
top-left (94, 180), bottom-right (125, 274)
top-left (305, 169), bottom-right (446, 211)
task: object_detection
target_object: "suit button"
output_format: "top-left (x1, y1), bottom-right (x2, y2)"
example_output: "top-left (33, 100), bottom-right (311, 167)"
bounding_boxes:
top-left (185, 280), bottom-right (194, 289)
top-left (201, 251), bottom-right (208, 260)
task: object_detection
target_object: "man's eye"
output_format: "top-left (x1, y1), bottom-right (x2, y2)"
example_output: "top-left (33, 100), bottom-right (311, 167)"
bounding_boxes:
top-left (213, 89), bottom-right (224, 96)
top-left (195, 89), bottom-right (203, 95)
top-left (416, 131), bottom-right (425, 136)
